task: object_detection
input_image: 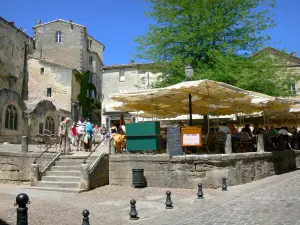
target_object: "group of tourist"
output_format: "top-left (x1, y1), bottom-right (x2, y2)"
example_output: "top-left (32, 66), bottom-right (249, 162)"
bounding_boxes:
top-left (57, 116), bottom-right (128, 154)
top-left (217, 123), bottom-right (297, 151)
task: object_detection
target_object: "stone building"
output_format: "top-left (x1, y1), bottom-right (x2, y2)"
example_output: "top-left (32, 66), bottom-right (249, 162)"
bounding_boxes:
top-left (253, 47), bottom-right (300, 94)
top-left (27, 56), bottom-right (80, 117)
top-left (0, 17), bottom-right (34, 143)
top-left (32, 19), bottom-right (104, 117)
top-left (101, 61), bottom-right (160, 129)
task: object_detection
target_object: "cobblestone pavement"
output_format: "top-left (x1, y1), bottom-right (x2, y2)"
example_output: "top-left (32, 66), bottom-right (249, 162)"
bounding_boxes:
top-left (1, 169), bottom-right (300, 225)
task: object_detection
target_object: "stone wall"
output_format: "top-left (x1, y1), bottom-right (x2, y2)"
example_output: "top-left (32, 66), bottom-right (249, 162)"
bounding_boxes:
top-left (109, 151), bottom-right (300, 189)
top-left (101, 66), bottom-right (160, 125)
top-left (89, 153), bottom-right (109, 189)
top-left (0, 151), bottom-right (54, 183)
top-left (0, 89), bottom-right (27, 143)
top-left (33, 20), bottom-right (83, 71)
top-left (0, 17), bottom-right (34, 94)
top-left (28, 57), bottom-right (74, 112)
top-left (87, 35), bottom-right (104, 61)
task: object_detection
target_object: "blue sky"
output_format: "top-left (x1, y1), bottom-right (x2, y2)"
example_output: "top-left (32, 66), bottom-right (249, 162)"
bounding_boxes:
top-left (1, 0), bottom-right (299, 65)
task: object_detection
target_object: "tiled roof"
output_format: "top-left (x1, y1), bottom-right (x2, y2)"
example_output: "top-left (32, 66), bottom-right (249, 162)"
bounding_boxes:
top-left (251, 47), bottom-right (300, 61)
top-left (28, 55), bottom-right (74, 69)
top-left (24, 99), bottom-right (57, 114)
top-left (0, 17), bottom-right (32, 39)
top-left (103, 62), bottom-right (154, 70)
top-left (33, 19), bottom-right (85, 28)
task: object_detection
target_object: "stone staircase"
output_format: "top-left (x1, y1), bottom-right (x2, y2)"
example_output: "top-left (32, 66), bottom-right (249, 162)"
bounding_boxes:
top-left (30, 155), bottom-right (98, 193)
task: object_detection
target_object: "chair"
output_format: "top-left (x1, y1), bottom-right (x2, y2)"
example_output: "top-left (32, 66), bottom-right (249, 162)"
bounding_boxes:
top-left (44, 129), bottom-right (51, 135)
top-left (215, 132), bottom-right (227, 153)
top-left (237, 132), bottom-right (253, 152)
top-left (42, 134), bottom-right (52, 152)
top-left (50, 134), bottom-right (60, 151)
top-left (36, 133), bottom-right (44, 152)
top-left (206, 133), bottom-right (218, 153)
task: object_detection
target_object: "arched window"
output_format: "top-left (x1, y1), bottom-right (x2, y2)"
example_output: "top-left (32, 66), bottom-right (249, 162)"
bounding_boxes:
top-left (5, 105), bottom-right (18, 130)
top-left (45, 116), bottom-right (55, 134)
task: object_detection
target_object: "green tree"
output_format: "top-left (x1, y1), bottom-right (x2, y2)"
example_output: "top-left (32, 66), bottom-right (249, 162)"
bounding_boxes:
top-left (136, 0), bottom-right (293, 96)
top-left (74, 70), bottom-right (97, 117)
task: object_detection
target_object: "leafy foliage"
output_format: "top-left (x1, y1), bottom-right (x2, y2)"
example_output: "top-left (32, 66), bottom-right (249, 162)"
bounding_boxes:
top-left (74, 70), bottom-right (97, 117)
top-left (135, 0), bottom-right (294, 96)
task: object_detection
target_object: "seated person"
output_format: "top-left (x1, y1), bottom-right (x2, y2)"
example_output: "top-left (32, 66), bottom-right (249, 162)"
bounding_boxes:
top-left (244, 124), bottom-right (252, 137)
top-left (218, 123), bottom-right (230, 134)
top-left (270, 126), bottom-right (278, 135)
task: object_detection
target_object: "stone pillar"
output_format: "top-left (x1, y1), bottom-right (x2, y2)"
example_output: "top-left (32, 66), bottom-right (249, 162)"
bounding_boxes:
top-left (257, 134), bottom-right (265, 152)
top-left (109, 137), bottom-right (115, 155)
top-left (21, 136), bottom-right (28, 153)
top-left (80, 164), bottom-right (90, 191)
top-left (30, 164), bottom-right (40, 186)
top-left (225, 134), bottom-right (232, 154)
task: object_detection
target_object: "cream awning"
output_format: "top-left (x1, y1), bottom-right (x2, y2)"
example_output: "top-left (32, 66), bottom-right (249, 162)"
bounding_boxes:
top-left (110, 79), bottom-right (299, 119)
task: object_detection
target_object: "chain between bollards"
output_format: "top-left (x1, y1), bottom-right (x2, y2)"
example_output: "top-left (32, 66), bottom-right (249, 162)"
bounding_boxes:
top-left (222, 177), bottom-right (228, 191)
top-left (14, 193), bottom-right (30, 225)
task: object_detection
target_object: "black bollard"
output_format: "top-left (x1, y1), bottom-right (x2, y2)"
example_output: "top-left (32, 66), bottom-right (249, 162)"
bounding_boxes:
top-left (165, 191), bottom-right (173, 209)
top-left (82, 210), bottom-right (90, 225)
top-left (129, 199), bottom-right (139, 220)
top-left (14, 193), bottom-right (30, 225)
top-left (222, 177), bottom-right (228, 191)
top-left (197, 183), bottom-right (204, 199)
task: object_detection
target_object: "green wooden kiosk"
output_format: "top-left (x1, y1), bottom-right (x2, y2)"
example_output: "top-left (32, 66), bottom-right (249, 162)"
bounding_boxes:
top-left (125, 121), bottom-right (161, 151)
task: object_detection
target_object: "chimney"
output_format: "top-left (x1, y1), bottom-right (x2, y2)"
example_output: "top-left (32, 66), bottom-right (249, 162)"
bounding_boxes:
top-left (9, 21), bottom-right (14, 26)
top-left (36, 19), bottom-right (41, 25)
top-left (291, 52), bottom-right (296, 57)
top-left (129, 59), bottom-right (135, 64)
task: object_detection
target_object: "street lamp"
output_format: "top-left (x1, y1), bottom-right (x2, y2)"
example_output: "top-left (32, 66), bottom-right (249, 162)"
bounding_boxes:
top-left (185, 65), bottom-right (194, 80)
top-left (185, 65), bottom-right (194, 126)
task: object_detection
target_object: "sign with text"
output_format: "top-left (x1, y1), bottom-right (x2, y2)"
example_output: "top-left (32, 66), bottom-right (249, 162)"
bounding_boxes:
top-left (181, 127), bottom-right (202, 146)
top-left (167, 127), bottom-right (183, 156)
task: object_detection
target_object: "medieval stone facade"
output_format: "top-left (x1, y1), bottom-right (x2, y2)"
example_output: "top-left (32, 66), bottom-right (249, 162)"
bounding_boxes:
top-left (0, 17), bottom-right (105, 143)
top-left (32, 19), bottom-right (104, 104)
top-left (101, 61), bottom-right (160, 129)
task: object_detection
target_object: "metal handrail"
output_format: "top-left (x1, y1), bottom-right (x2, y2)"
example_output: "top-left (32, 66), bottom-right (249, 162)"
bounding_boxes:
top-left (40, 151), bottom-right (61, 173)
top-left (33, 142), bottom-right (56, 164)
top-left (83, 134), bottom-right (110, 164)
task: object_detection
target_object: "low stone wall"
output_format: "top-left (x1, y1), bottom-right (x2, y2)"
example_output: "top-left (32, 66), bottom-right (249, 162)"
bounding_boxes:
top-left (90, 154), bottom-right (109, 189)
top-left (0, 151), bottom-right (53, 183)
top-left (109, 151), bottom-right (300, 189)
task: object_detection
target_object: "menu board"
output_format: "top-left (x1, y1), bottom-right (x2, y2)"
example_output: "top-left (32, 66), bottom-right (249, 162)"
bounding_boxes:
top-left (182, 134), bottom-right (200, 145)
top-left (181, 127), bottom-right (202, 146)
top-left (167, 127), bottom-right (183, 156)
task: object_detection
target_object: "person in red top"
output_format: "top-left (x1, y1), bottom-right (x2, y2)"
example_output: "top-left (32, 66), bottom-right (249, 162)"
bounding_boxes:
top-left (70, 122), bottom-right (77, 146)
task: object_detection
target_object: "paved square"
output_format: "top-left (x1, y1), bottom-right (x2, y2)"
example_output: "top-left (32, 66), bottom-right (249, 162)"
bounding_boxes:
top-left (1, 169), bottom-right (300, 224)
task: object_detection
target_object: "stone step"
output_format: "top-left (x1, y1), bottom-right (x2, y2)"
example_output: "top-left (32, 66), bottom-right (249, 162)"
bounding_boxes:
top-left (59, 155), bottom-right (98, 160)
top-left (37, 181), bottom-right (80, 189)
top-left (51, 166), bottom-right (81, 171)
top-left (42, 176), bottom-right (81, 182)
top-left (26, 186), bottom-right (85, 193)
top-left (55, 160), bottom-right (93, 166)
top-left (46, 171), bottom-right (81, 177)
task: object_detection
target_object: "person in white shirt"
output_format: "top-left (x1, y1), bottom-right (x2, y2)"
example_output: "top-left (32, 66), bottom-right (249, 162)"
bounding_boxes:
top-left (278, 127), bottom-right (293, 150)
top-left (218, 123), bottom-right (230, 134)
top-left (278, 127), bottom-right (292, 136)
